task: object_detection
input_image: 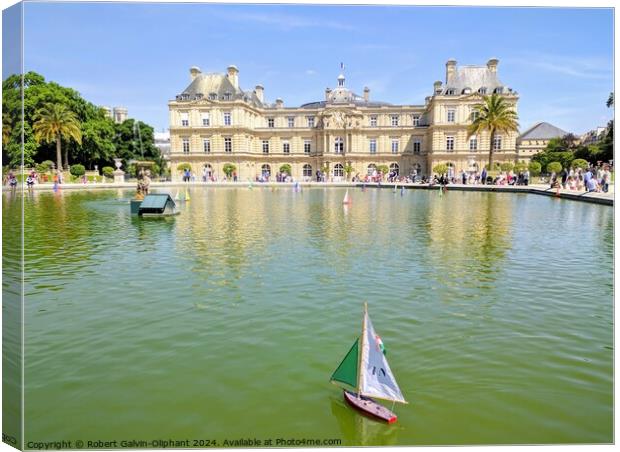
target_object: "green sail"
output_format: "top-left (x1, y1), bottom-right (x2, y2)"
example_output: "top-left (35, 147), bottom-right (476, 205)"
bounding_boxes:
top-left (330, 338), bottom-right (359, 389)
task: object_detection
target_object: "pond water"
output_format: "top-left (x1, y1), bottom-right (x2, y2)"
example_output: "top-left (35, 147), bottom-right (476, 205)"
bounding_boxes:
top-left (3, 186), bottom-right (614, 445)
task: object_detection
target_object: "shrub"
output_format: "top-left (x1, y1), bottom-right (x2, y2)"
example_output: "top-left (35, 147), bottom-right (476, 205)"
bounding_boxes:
top-left (376, 165), bottom-right (389, 174)
top-left (222, 163), bottom-right (236, 177)
top-left (35, 160), bottom-right (54, 173)
top-left (528, 161), bottom-right (542, 176)
top-left (176, 162), bottom-right (191, 173)
top-left (546, 162), bottom-right (562, 174)
top-left (279, 164), bottom-right (292, 175)
top-left (433, 164), bottom-right (448, 175)
top-left (571, 159), bottom-right (589, 170)
top-left (514, 162), bottom-right (528, 173)
top-left (500, 162), bottom-right (514, 172)
top-left (102, 166), bottom-right (115, 178)
top-left (69, 164), bottom-right (85, 178)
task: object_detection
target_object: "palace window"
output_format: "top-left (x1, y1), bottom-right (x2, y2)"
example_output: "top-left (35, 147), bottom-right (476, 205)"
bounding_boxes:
top-left (209, 92), bottom-right (217, 100)
top-left (478, 87), bottom-right (487, 94)
top-left (287, 117), bottom-right (295, 128)
top-left (469, 137), bottom-right (478, 151)
top-left (283, 141), bottom-right (290, 154)
top-left (223, 112), bottom-right (232, 126)
top-left (446, 89), bottom-right (456, 95)
top-left (303, 164), bottom-right (313, 177)
top-left (493, 135), bottom-right (502, 150)
top-left (201, 113), bottom-right (210, 126)
top-left (268, 118), bottom-right (275, 128)
top-left (446, 136), bottom-right (455, 151)
top-left (182, 137), bottom-right (190, 154)
top-left (367, 164), bottom-right (377, 176)
top-left (391, 138), bottom-right (399, 154)
top-left (307, 116), bottom-right (315, 128)
top-left (224, 137), bottom-right (232, 153)
top-left (304, 140), bottom-right (312, 154)
top-left (370, 115), bottom-right (377, 127)
top-left (262, 140), bottom-right (270, 154)
top-left (203, 138), bottom-right (211, 153)
top-left (413, 139), bottom-right (421, 154)
top-left (391, 115), bottom-right (399, 127)
top-left (470, 109), bottom-right (479, 122)
top-left (333, 163), bottom-right (344, 177)
top-left (390, 163), bottom-right (400, 176)
top-left (412, 115), bottom-right (420, 126)
top-left (369, 139), bottom-right (377, 154)
top-left (223, 92), bottom-right (232, 101)
top-left (180, 112), bottom-right (189, 127)
top-left (447, 109), bottom-right (455, 123)
top-left (334, 137), bottom-right (344, 154)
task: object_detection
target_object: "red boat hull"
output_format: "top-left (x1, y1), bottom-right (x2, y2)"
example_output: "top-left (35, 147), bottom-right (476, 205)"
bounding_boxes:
top-left (343, 390), bottom-right (397, 424)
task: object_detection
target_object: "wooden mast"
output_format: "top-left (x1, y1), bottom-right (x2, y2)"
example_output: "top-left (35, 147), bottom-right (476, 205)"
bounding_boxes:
top-left (356, 302), bottom-right (368, 398)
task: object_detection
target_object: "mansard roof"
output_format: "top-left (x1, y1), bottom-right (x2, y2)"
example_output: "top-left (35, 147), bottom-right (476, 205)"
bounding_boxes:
top-left (518, 122), bottom-right (569, 140)
top-left (444, 65), bottom-right (507, 94)
top-left (178, 73), bottom-right (264, 107)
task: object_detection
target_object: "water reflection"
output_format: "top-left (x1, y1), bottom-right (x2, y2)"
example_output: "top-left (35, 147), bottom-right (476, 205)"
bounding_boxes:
top-left (330, 396), bottom-right (399, 446)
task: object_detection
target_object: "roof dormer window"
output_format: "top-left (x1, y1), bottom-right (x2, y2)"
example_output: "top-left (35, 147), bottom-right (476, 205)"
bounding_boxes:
top-left (181, 94), bottom-right (190, 101)
top-left (224, 92), bottom-right (232, 101)
top-left (478, 87), bottom-right (487, 94)
top-left (494, 87), bottom-right (504, 94)
top-left (462, 88), bottom-right (472, 94)
top-left (446, 89), bottom-right (456, 95)
top-left (195, 93), bottom-right (203, 100)
top-left (209, 92), bottom-right (217, 100)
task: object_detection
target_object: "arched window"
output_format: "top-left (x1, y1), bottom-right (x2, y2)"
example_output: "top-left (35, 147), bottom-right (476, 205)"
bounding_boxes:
top-left (333, 163), bottom-right (344, 177)
top-left (390, 163), bottom-right (400, 176)
top-left (446, 162), bottom-right (455, 179)
top-left (261, 164), bottom-right (271, 177)
top-left (303, 164), bottom-right (313, 177)
top-left (367, 164), bottom-right (377, 176)
top-left (334, 137), bottom-right (344, 154)
top-left (203, 164), bottom-right (213, 176)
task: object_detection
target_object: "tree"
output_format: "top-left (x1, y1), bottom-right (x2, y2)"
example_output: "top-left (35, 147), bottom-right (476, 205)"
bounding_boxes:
top-left (571, 159), bottom-right (589, 170)
top-left (2, 113), bottom-right (11, 146)
top-left (528, 161), bottom-right (541, 176)
top-left (376, 164), bottom-right (389, 175)
top-left (70, 164), bottom-right (85, 178)
top-left (468, 93), bottom-right (519, 169)
top-left (279, 164), bottom-right (291, 175)
top-left (514, 161), bottom-right (528, 173)
top-left (343, 163), bottom-right (354, 180)
top-left (33, 103), bottom-right (82, 171)
top-left (102, 166), bottom-right (115, 179)
top-left (433, 163), bottom-right (448, 175)
top-left (176, 162), bottom-right (191, 173)
top-left (500, 162), bottom-right (514, 172)
top-left (546, 162), bottom-right (562, 174)
top-left (607, 92), bottom-right (614, 108)
top-left (222, 163), bottom-right (236, 178)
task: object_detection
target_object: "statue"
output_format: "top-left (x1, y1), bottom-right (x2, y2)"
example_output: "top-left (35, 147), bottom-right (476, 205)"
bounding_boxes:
top-left (135, 168), bottom-right (151, 200)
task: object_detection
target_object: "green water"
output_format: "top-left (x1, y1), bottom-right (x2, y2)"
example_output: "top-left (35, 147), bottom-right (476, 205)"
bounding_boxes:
top-left (3, 187), bottom-right (613, 446)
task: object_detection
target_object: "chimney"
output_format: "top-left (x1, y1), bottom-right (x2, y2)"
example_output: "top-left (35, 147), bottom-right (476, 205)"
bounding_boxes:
top-left (227, 65), bottom-right (239, 89)
top-left (487, 58), bottom-right (499, 73)
top-left (325, 87), bottom-right (332, 101)
top-left (255, 84), bottom-right (264, 103)
top-left (445, 59), bottom-right (457, 82)
top-left (275, 98), bottom-right (284, 109)
top-left (363, 86), bottom-right (370, 102)
top-left (190, 66), bottom-right (201, 81)
top-left (433, 80), bottom-right (443, 95)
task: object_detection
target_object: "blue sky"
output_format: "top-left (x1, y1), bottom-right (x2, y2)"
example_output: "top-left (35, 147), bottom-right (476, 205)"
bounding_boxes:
top-left (17, 2), bottom-right (614, 134)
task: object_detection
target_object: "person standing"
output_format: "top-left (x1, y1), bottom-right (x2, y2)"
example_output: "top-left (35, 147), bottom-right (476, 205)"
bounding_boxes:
top-left (560, 167), bottom-right (568, 189)
top-left (481, 167), bottom-right (487, 185)
top-left (583, 168), bottom-right (593, 192)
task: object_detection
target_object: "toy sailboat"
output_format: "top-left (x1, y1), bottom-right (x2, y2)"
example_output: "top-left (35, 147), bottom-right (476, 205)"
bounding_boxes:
top-left (330, 303), bottom-right (407, 423)
top-left (343, 190), bottom-right (352, 205)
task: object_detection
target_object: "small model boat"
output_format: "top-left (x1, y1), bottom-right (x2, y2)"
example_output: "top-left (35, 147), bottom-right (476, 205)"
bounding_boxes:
top-left (330, 303), bottom-right (407, 423)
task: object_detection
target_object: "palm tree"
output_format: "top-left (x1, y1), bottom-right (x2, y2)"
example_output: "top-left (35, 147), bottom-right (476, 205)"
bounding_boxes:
top-left (33, 103), bottom-right (82, 172)
top-left (607, 92), bottom-right (614, 108)
top-left (468, 93), bottom-right (519, 170)
top-left (2, 113), bottom-right (11, 147)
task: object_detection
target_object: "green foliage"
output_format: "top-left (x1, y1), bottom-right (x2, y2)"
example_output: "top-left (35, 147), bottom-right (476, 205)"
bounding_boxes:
top-left (279, 164), bottom-right (292, 175)
top-left (433, 163), bottom-right (448, 175)
top-left (69, 164), bottom-right (85, 177)
top-left (546, 162), bottom-right (562, 174)
top-left (35, 160), bottom-right (54, 173)
top-left (514, 161), bottom-right (528, 172)
top-left (571, 159), bottom-right (589, 170)
top-left (500, 162), bottom-right (514, 172)
top-left (222, 163), bottom-right (236, 177)
top-left (176, 162), bottom-right (191, 173)
top-left (376, 164), bottom-right (389, 174)
top-left (102, 166), bottom-right (115, 178)
top-left (528, 161), bottom-right (542, 176)
top-left (343, 164), bottom-right (354, 175)
top-left (2, 71), bottom-right (160, 171)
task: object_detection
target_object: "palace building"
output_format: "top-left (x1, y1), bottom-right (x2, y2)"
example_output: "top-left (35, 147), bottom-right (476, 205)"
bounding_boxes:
top-left (168, 59), bottom-right (521, 181)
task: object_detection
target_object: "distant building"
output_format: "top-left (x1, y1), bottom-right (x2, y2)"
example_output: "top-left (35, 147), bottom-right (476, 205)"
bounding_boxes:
top-left (516, 122), bottom-right (569, 162)
top-left (101, 105), bottom-right (128, 123)
top-left (154, 130), bottom-right (171, 160)
top-left (580, 126), bottom-right (607, 146)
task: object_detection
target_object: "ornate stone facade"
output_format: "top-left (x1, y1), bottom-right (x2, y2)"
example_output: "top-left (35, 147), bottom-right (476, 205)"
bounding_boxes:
top-left (168, 59), bottom-right (520, 181)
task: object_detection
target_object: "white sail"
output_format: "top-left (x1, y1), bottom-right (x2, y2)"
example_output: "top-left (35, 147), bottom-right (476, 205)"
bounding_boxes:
top-left (359, 310), bottom-right (406, 403)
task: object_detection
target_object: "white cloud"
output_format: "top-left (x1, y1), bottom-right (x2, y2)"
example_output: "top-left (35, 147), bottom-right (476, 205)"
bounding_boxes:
top-left (505, 53), bottom-right (612, 80)
top-left (305, 69), bottom-right (318, 76)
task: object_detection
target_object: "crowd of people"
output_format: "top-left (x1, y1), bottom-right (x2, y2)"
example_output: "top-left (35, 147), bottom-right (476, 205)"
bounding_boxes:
top-left (548, 164), bottom-right (612, 193)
